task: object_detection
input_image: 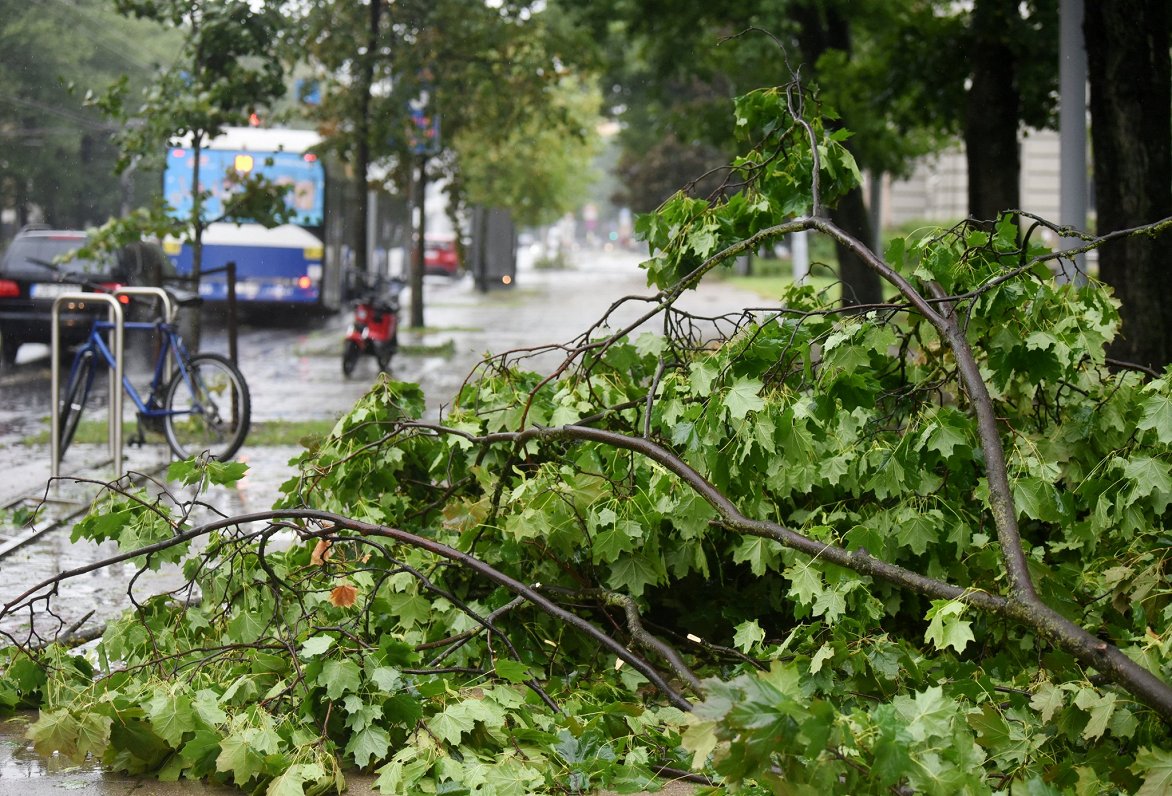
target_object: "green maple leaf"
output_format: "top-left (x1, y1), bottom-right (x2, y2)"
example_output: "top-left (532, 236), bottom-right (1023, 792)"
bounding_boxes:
top-left (894, 686), bottom-right (955, 742)
top-left (368, 666), bottom-right (402, 694)
top-left (1134, 746), bottom-right (1172, 796)
top-left (923, 600), bottom-right (975, 654)
top-left (73, 712), bottom-right (112, 760)
top-left (269, 763), bottom-right (327, 796)
top-left (1138, 390), bottom-right (1172, 444)
top-left (192, 689), bottom-right (227, 726)
top-left (493, 659), bottom-right (532, 684)
top-left (592, 525), bottom-right (635, 563)
top-left (300, 636), bottom-right (334, 657)
top-left (689, 360), bottom-right (719, 396)
top-left (1074, 687), bottom-right (1117, 741)
top-left (606, 552), bottom-right (664, 597)
top-left (1014, 477), bottom-right (1061, 522)
top-left (812, 583), bottom-right (848, 622)
top-left (482, 757), bottom-right (546, 796)
top-left (898, 512), bottom-right (939, 555)
top-left (724, 377), bottom-right (766, 420)
top-left (205, 459), bottom-right (249, 486)
top-left (320, 659), bottom-right (362, 700)
top-left (346, 725), bottom-right (391, 768)
top-left (732, 620), bottom-right (765, 653)
top-left (227, 609), bottom-right (267, 644)
top-left (681, 719), bottom-right (719, 770)
top-left (179, 727), bottom-right (222, 772)
top-left (784, 564), bottom-right (822, 606)
top-left (429, 703), bottom-right (477, 745)
top-left (1123, 456), bottom-right (1172, 501)
top-left (1029, 681), bottom-right (1065, 723)
top-left (689, 224), bottom-right (720, 258)
top-left (27, 708), bottom-right (78, 760)
top-left (146, 691), bottom-right (196, 747)
top-left (216, 730), bottom-right (266, 786)
top-left (732, 536), bottom-right (781, 576)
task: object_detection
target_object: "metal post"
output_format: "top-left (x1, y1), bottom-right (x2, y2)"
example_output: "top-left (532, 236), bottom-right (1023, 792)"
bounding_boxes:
top-left (51, 294), bottom-right (124, 479)
top-left (1059, 0), bottom-right (1088, 284)
top-left (226, 261), bottom-right (238, 367)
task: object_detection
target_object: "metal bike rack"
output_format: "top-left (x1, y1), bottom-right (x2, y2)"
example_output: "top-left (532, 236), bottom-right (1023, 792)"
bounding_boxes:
top-left (112, 286), bottom-right (176, 323)
top-left (113, 286), bottom-right (178, 380)
top-left (51, 294), bottom-right (124, 479)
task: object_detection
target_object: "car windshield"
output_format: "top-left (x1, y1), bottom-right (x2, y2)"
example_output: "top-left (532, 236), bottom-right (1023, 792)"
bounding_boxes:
top-left (3, 237), bottom-right (113, 277)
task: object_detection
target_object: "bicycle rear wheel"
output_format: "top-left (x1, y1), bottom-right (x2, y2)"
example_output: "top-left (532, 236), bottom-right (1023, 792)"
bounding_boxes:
top-left (163, 353), bottom-right (250, 461)
top-left (59, 349), bottom-right (97, 459)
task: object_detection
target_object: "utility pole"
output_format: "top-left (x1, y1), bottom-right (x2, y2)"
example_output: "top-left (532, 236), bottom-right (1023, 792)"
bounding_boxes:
top-left (1058, 0), bottom-right (1088, 285)
top-left (406, 78), bottom-right (438, 329)
top-left (411, 153), bottom-right (426, 328)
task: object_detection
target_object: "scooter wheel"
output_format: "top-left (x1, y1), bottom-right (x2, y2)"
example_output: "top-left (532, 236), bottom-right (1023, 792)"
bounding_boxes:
top-left (377, 351), bottom-right (393, 372)
top-left (342, 341), bottom-right (361, 378)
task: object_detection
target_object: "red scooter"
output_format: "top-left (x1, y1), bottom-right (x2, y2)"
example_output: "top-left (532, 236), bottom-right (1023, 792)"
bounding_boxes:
top-left (342, 274), bottom-right (406, 377)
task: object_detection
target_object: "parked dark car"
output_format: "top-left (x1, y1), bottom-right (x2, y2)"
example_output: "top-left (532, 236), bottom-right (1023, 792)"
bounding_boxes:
top-left (0, 226), bottom-right (172, 365)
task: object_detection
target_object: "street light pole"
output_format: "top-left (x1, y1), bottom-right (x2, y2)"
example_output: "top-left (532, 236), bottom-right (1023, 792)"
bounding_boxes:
top-left (411, 152), bottom-right (427, 328)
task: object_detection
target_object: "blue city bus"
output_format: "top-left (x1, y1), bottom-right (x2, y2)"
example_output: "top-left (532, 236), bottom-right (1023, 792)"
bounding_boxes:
top-left (162, 127), bottom-right (344, 311)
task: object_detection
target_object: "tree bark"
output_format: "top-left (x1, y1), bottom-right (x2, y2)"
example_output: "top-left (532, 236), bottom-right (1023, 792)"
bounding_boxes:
top-left (1085, 0), bottom-right (1172, 370)
top-left (964, 0), bottom-right (1021, 222)
top-left (792, 1), bottom-right (882, 307)
top-left (353, 0), bottom-right (382, 279)
top-left (830, 187), bottom-right (880, 306)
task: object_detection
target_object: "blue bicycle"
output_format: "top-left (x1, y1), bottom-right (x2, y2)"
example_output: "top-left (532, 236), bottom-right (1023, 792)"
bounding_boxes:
top-left (58, 290), bottom-right (250, 462)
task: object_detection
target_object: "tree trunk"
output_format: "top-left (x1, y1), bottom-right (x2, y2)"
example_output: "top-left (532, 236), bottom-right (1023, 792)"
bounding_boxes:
top-left (792, 1), bottom-right (882, 307)
top-left (831, 187), bottom-right (881, 306)
top-left (964, 0), bottom-right (1021, 222)
top-left (353, 0), bottom-right (382, 279)
top-left (1086, 0), bottom-right (1172, 370)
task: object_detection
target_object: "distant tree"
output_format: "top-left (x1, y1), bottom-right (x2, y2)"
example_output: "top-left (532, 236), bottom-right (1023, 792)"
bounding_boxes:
top-left (0, 0), bottom-right (176, 233)
top-left (92, 0), bottom-right (291, 343)
top-left (556, 0), bottom-right (1059, 302)
top-left (1085, 0), bottom-right (1172, 370)
top-left (453, 76), bottom-right (603, 229)
top-left (288, 0), bottom-right (601, 325)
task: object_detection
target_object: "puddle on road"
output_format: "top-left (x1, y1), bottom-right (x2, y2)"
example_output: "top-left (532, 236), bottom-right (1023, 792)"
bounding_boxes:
top-left (0, 715), bottom-right (245, 793)
top-left (0, 716), bottom-right (115, 786)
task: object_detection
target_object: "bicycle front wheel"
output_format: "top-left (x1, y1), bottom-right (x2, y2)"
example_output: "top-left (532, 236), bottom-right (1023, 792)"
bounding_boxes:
top-left (163, 353), bottom-right (250, 461)
top-left (59, 349), bottom-right (98, 460)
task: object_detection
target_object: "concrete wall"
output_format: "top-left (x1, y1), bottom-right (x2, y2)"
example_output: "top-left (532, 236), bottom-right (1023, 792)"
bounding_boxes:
top-left (881, 128), bottom-right (1064, 229)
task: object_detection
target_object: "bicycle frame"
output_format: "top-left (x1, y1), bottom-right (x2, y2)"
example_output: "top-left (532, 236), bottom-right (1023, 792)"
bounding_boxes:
top-left (54, 285), bottom-right (249, 474)
top-left (80, 318), bottom-right (193, 420)
top-left (56, 308), bottom-right (213, 471)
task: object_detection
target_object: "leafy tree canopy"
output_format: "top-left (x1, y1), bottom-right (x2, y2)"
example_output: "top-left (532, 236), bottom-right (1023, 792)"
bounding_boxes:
top-left (286, 0), bottom-right (603, 226)
top-left (0, 0), bottom-right (179, 231)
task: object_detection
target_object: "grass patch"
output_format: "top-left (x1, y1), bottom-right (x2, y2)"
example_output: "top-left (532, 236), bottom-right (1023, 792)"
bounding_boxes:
top-left (715, 256), bottom-right (842, 302)
top-left (295, 329), bottom-right (472, 357)
top-left (25, 418), bottom-right (340, 448)
top-left (398, 339), bottom-right (456, 357)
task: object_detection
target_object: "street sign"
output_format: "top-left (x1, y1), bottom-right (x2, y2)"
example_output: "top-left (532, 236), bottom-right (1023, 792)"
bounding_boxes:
top-left (407, 89), bottom-right (440, 155)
